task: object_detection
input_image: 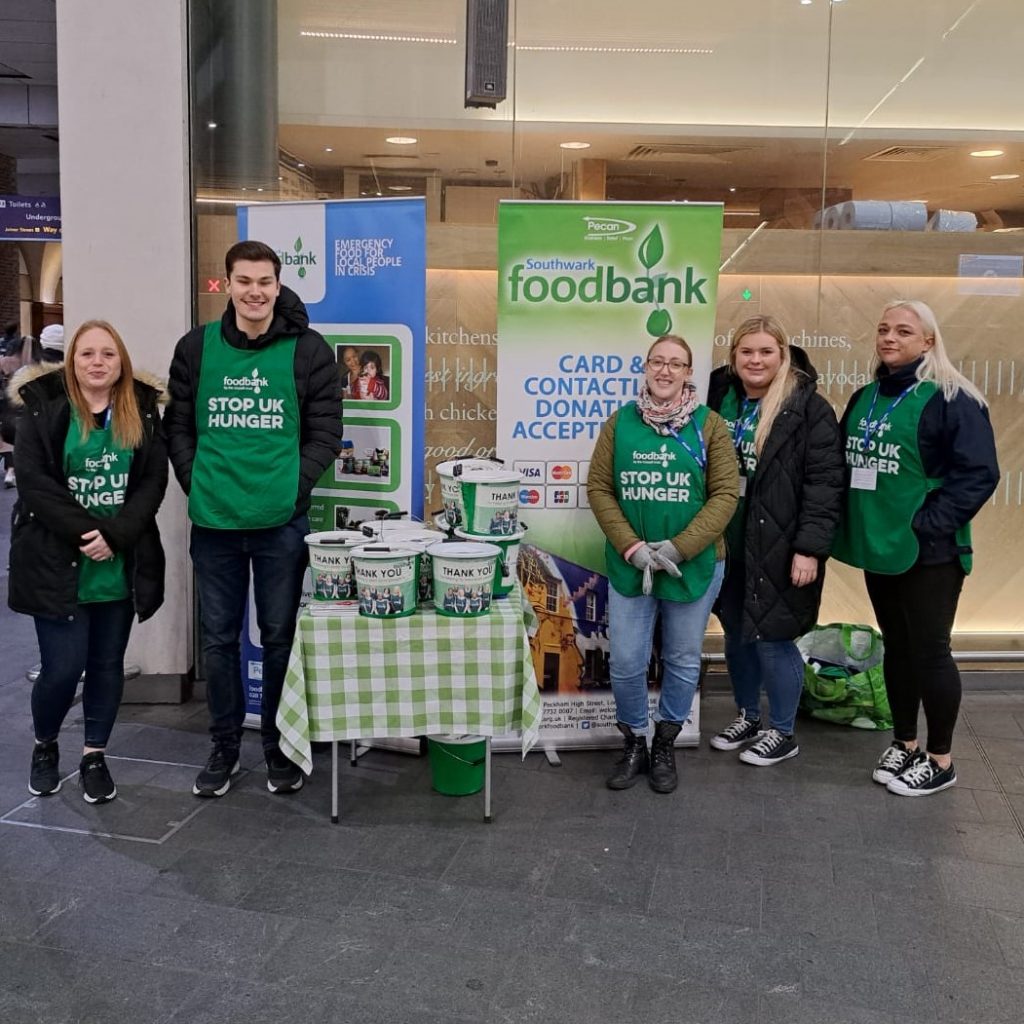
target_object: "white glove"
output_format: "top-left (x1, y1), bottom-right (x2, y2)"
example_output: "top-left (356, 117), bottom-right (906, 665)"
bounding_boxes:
top-left (628, 544), bottom-right (659, 595)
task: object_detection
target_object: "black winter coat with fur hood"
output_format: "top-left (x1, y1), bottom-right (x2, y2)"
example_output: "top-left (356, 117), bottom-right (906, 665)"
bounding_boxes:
top-left (6, 363), bottom-right (168, 622)
top-left (707, 348), bottom-right (845, 642)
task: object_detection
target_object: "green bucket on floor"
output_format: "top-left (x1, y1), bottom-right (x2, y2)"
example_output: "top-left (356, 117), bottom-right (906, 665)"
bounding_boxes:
top-left (427, 735), bottom-right (486, 796)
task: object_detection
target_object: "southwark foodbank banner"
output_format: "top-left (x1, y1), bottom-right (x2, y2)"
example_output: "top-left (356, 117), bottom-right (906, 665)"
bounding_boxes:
top-left (238, 197), bottom-right (426, 722)
top-left (497, 201), bottom-right (723, 749)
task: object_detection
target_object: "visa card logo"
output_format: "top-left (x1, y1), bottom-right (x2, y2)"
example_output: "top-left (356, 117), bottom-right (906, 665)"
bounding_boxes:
top-left (514, 461), bottom-right (545, 481)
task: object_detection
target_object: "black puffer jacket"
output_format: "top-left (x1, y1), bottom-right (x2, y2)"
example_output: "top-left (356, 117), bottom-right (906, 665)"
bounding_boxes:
top-left (7, 364), bottom-right (168, 622)
top-left (164, 286), bottom-right (342, 517)
top-left (708, 348), bottom-right (845, 642)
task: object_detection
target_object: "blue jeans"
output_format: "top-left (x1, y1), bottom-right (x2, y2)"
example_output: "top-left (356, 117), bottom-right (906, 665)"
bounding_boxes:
top-left (608, 560), bottom-right (725, 731)
top-left (717, 575), bottom-right (805, 735)
top-left (190, 514), bottom-right (308, 751)
top-left (32, 599), bottom-right (135, 748)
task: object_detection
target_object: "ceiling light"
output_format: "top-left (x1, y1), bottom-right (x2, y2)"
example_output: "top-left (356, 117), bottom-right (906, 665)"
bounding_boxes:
top-left (801, 1), bottom-right (812, 5)
top-left (386, 136), bottom-right (418, 145)
top-left (516, 45), bottom-right (713, 55)
top-left (729, 186), bottom-right (737, 192)
top-left (560, 142), bottom-right (591, 150)
top-left (990, 173), bottom-right (1021, 180)
top-left (300, 31), bottom-right (456, 45)
top-left (388, 185), bottom-right (413, 191)
top-left (207, 121), bottom-right (218, 129)
top-left (970, 149), bottom-right (1004, 158)
top-left (324, 147), bottom-right (333, 153)
top-left (297, 162), bottom-right (305, 168)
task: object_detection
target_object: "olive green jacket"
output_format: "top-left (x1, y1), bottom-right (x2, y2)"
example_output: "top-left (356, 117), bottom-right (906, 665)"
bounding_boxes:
top-left (587, 405), bottom-right (739, 562)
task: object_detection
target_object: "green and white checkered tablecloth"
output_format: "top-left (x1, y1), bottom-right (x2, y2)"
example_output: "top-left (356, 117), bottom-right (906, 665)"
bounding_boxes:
top-left (278, 585), bottom-right (541, 774)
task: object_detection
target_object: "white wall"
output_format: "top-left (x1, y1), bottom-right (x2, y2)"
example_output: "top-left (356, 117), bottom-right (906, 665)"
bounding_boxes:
top-left (56, 0), bottom-right (192, 677)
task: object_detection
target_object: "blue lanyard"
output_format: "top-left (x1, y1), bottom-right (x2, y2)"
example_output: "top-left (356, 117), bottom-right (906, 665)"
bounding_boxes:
top-left (732, 398), bottom-right (760, 450)
top-left (861, 383), bottom-right (913, 448)
top-left (669, 419), bottom-right (707, 471)
top-left (102, 406), bottom-right (112, 430)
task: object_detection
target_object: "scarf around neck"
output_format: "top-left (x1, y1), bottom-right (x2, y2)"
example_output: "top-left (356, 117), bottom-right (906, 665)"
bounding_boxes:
top-left (635, 381), bottom-right (700, 436)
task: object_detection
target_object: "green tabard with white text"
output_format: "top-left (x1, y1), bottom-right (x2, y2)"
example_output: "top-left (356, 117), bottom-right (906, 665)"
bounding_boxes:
top-left (190, 321), bottom-right (300, 529)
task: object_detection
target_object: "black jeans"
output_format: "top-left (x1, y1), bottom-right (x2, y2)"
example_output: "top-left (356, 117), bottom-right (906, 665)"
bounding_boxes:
top-left (32, 598), bottom-right (135, 748)
top-left (864, 560), bottom-right (965, 756)
top-left (190, 514), bottom-right (308, 751)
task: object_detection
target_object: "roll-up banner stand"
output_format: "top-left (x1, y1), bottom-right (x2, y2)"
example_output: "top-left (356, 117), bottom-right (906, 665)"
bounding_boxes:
top-left (237, 198), bottom-right (426, 730)
top-left (496, 201), bottom-right (723, 752)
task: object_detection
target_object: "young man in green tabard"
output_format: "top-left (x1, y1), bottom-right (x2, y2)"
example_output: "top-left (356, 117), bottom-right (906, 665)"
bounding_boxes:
top-left (165, 240), bottom-right (342, 797)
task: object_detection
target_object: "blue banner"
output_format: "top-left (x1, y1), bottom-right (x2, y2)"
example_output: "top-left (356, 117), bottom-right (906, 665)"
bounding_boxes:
top-left (0, 195), bottom-right (61, 241)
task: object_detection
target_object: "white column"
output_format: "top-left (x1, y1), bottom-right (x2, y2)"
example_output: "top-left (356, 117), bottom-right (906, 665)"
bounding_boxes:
top-left (56, 1), bottom-right (192, 680)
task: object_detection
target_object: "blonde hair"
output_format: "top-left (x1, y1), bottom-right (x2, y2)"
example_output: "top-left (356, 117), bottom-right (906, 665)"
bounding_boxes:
top-left (878, 300), bottom-right (987, 407)
top-left (729, 315), bottom-right (799, 456)
top-left (65, 320), bottom-right (144, 449)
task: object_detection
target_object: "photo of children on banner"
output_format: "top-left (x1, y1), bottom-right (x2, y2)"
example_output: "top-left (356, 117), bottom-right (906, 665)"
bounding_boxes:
top-left (359, 586), bottom-right (407, 616)
top-left (338, 344), bottom-right (390, 401)
top-left (314, 570), bottom-right (353, 601)
top-left (442, 585), bottom-right (491, 615)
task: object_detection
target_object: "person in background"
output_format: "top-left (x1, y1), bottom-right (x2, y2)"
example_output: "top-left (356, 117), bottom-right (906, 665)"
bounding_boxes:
top-left (1, 320), bottom-right (38, 487)
top-left (587, 334), bottom-right (738, 794)
top-left (39, 323), bottom-right (65, 365)
top-left (8, 320), bottom-right (168, 803)
top-left (707, 315), bottom-right (844, 766)
top-left (833, 299), bottom-right (999, 796)
top-left (353, 349), bottom-right (389, 400)
top-left (165, 239), bottom-right (343, 798)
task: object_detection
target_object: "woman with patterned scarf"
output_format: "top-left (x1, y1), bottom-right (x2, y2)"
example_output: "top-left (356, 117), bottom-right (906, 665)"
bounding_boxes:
top-left (587, 334), bottom-right (739, 794)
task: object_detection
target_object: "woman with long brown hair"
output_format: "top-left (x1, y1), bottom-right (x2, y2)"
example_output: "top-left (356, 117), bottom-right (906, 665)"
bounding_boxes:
top-left (707, 314), bottom-right (844, 766)
top-left (7, 320), bottom-right (168, 803)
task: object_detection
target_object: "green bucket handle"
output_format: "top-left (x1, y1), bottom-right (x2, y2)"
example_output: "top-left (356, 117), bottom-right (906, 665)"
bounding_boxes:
top-left (439, 745), bottom-right (487, 768)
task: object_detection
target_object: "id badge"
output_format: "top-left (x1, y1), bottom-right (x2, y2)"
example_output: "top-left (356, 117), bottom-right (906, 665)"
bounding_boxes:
top-left (850, 466), bottom-right (878, 491)
top-left (738, 476), bottom-right (747, 497)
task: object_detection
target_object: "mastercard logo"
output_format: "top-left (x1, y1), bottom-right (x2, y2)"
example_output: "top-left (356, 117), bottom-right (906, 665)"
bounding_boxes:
top-left (550, 465), bottom-right (574, 480)
top-left (519, 488), bottom-right (542, 505)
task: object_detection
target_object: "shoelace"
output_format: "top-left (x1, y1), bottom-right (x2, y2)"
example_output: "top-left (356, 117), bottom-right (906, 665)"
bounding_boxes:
top-left (878, 745), bottom-right (910, 771)
top-left (721, 715), bottom-right (754, 740)
top-left (752, 729), bottom-right (784, 755)
top-left (897, 756), bottom-right (936, 785)
top-left (651, 740), bottom-right (674, 767)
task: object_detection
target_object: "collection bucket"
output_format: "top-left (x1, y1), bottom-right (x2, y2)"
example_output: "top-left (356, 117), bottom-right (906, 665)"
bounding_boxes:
top-left (304, 530), bottom-right (369, 606)
top-left (426, 540), bottom-right (501, 618)
top-left (455, 527), bottom-right (526, 598)
top-left (350, 545), bottom-right (420, 619)
top-left (436, 457), bottom-right (505, 528)
top-left (427, 735), bottom-right (486, 796)
top-left (458, 469), bottom-right (522, 537)
top-left (359, 525), bottom-right (446, 605)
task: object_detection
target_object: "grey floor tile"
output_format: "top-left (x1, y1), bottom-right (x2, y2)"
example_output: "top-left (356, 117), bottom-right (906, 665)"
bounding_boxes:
top-left (544, 847), bottom-right (655, 911)
top-left (726, 830), bottom-right (834, 885)
top-left (339, 824), bottom-right (467, 879)
top-left (954, 821), bottom-right (1024, 866)
top-left (937, 856), bottom-right (1024, 913)
top-left (988, 909), bottom-right (1024, 967)
top-left (763, 877), bottom-right (878, 946)
top-left (973, 736), bottom-right (1024, 764)
top-left (832, 844), bottom-right (946, 900)
top-left (962, 710), bottom-right (1024, 740)
top-left (759, 992), bottom-right (893, 1024)
top-left (235, 860), bottom-right (370, 921)
top-left (649, 863), bottom-right (762, 930)
top-left (346, 872), bottom-right (468, 927)
top-left (872, 892), bottom-right (1004, 965)
top-left (630, 972), bottom-right (758, 1023)
top-left (143, 845), bottom-right (278, 906)
top-left (448, 887), bottom-right (575, 954)
top-left (926, 957), bottom-right (1024, 1023)
top-left (442, 833), bottom-right (553, 894)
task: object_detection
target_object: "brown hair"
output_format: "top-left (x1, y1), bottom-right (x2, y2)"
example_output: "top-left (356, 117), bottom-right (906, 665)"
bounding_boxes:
top-left (65, 320), bottom-right (144, 449)
top-left (225, 239), bottom-right (281, 280)
top-left (646, 333), bottom-right (693, 366)
top-left (729, 314), bottom-right (798, 456)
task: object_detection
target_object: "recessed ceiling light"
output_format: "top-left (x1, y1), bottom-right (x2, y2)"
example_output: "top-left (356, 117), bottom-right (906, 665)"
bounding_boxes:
top-left (278, 176), bottom-right (283, 181)
top-left (970, 149), bottom-right (1004, 158)
top-left (297, 162), bottom-right (305, 168)
top-left (207, 121), bottom-right (218, 129)
top-left (388, 185), bottom-right (413, 191)
top-left (729, 186), bottom-right (737, 193)
top-left (800, 1), bottom-right (812, 5)
top-left (324, 147), bottom-right (333, 153)
top-left (256, 188), bottom-right (264, 192)
top-left (385, 136), bottom-right (418, 145)
top-left (300, 31), bottom-right (457, 45)
top-left (990, 173), bottom-right (1021, 180)
top-left (560, 141), bottom-right (591, 150)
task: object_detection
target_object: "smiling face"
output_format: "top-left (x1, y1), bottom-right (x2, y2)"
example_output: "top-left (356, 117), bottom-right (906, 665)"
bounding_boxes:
top-left (226, 258), bottom-right (280, 337)
top-left (876, 306), bottom-right (934, 369)
top-left (644, 338), bottom-right (692, 403)
top-left (73, 326), bottom-right (122, 400)
top-left (342, 347), bottom-right (360, 376)
top-left (733, 330), bottom-right (784, 398)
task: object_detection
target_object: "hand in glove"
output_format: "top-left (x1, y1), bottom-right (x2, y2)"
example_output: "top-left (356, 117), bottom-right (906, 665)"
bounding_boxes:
top-left (627, 543), bottom-right (659, 595)
top-left (649, 540), bottom-right (684, 578)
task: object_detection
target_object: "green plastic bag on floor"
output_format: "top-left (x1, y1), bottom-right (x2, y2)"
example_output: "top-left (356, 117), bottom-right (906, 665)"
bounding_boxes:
top-left (796, 622), bottom-right (892, 730)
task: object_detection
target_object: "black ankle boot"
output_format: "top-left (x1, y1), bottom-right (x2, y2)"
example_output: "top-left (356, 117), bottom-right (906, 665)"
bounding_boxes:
top-left (649, 720), bottom-right (682, 793)
top-left (606, 723), bottom-right (649, 790)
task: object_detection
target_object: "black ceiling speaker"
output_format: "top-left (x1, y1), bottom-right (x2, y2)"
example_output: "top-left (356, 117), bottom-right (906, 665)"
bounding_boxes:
top-left (465, 0), bottom-right (509, 108)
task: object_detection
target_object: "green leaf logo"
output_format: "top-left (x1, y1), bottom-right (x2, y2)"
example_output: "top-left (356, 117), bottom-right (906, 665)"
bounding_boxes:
top-left (646, 308), bottom-right (672, 338)
top-left (298, 267), bottom-right (306, 278)
top-left (638, 226), bottom-right (664, 270)
top-left (294, 237), bottom-right (303, 253)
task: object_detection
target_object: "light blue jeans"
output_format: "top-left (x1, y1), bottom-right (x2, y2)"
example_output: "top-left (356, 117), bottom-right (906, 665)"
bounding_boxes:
top-left (608, 560), bottom-right (725, 731)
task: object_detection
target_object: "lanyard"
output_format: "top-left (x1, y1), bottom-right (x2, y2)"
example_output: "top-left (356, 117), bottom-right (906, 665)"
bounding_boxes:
top-left (102, 406), bottom-right (112, 430)
top-left (668, 419), bottom-right (707, 471)
top-left (861, 383), bottom-right (913, 448)
top-left (732, 397), bottom-right (760, 450)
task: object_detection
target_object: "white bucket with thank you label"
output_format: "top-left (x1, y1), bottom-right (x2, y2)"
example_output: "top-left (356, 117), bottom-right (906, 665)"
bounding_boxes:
top-left (427, 541), bottom-right (501, 618)
top-left (350, 545), bottom-right (420, 619)
top-left (304, 531), bottom-right (369, 607)
top-left (458, 469), bottom-right (522, 537)
top-left (435, 457), bottom-right (505, 528)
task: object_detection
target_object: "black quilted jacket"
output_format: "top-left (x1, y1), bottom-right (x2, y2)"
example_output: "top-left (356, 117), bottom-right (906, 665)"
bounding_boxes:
top-left (708, 348), bottom-right (845, 642)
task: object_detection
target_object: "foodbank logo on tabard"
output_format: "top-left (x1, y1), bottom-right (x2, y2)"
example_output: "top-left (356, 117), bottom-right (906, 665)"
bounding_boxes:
top-left (277, 236), bottom-right (317, 278)
top-left (507, 225), bottom-right (707, 337)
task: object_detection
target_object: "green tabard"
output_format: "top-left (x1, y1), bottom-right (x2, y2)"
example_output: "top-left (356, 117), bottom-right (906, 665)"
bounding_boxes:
top-left (63, 409), bottom-right (134, 603)
top-left (833, 380), bottom-right (972, 575)
top-left (190, 321), bottom-right (300, 529)
top-left (606, 402), bottom-right (717, 601)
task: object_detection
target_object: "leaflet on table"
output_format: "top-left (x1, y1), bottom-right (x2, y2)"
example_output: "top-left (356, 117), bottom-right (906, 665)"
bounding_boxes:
top-left (496, 201), bottom-right (723, 750)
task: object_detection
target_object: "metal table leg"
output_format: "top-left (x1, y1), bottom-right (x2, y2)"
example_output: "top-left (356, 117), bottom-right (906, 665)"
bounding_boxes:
top-left (331, 741), bottom-right (339, 824)
top-left (483, 736), bottom-right (492, 823)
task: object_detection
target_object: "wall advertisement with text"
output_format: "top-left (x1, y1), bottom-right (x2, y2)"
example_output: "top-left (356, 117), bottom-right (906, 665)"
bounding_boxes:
top-left (238, 197), bottom-right (426, 720)
top-left (496, 201), bottom-right (723, 750)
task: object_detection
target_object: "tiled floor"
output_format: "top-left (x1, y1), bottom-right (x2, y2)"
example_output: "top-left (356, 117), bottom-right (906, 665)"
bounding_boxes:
top-left (3, 489), bottom-right (1024, 1023)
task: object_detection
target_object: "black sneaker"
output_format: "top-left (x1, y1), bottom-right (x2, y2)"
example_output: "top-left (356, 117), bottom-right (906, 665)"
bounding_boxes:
top-left (265, 747), bottom-right (303, 794)
top-left (739, 728), bottom-right (799, 766)
top-left (79, 751), bottom-right (117, 804)
top-left (886, 754), bottom-right (956, 797)
top-left (193, 743), bottom-right (240, 797)
top-left (709, 712), bottom-right (761, 751)
top-left (871, 740), bottom-right (917, 784)
top-left (29, 740), bottom-right (61, 796)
